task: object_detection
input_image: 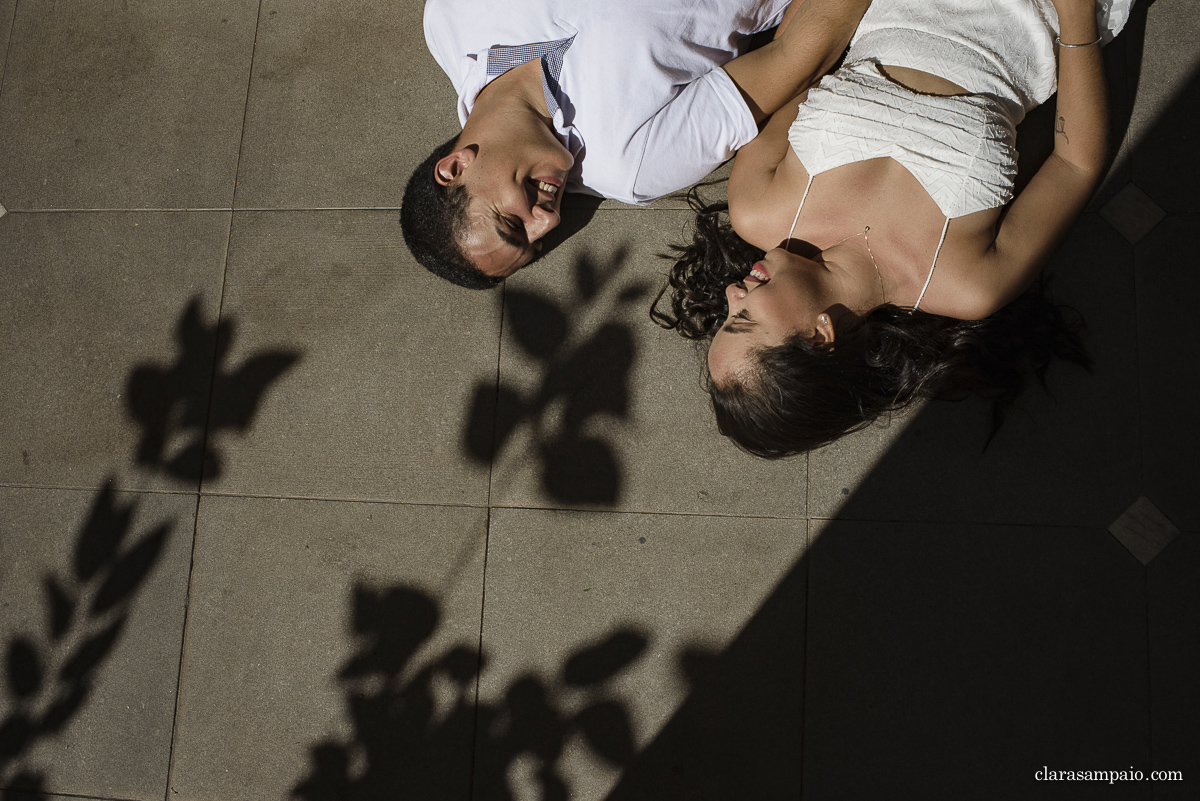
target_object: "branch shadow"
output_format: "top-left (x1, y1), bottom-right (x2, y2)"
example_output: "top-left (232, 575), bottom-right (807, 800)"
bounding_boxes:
top-left (2, 298), bottom-right (303, 797)
top-left (292, 583), bottom-right (651, 801)
top-left (538, 194), bottom-right (605, 258)
top-left (0, 481), bottom-right (172, 797)
top-left (464, 249), bottom-right (650, 507)
top-left (605, 549), bottom-right (808, 800)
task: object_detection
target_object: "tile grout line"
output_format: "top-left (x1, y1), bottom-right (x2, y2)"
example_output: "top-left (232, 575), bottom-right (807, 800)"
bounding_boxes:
top-left (160, 190), bottom-right (239, 798)
top-left (800, 451), bottom-right (811, 800)
top-left (1144, 569), bottom-right (1155, 788)
top-left (2, 205), bottom-right (708, 213)
top-left (467, 279), bottom-right (509, 796)
top-left (159, 488), bottom-right (205, 801)
top-left (0, 0), bottom-right (17, 105)
top-left (8, 207), bottom-right (400, 213)
top-left (799, 526), bottom-right (812, 801)
top-left (486, 279), bottom-right (509, 512)
top-left (0, 481), bottom-right (803, 520)
top-left (229, 0), bottom-right (267, 213)
top-left (1123, 33), bottom-right (1155, 780)
top-left (13, 482), bottom-right (1176, 533)
top-left (467, 505), bottom-right (492, 801)
top-left (179, 492), bottom-right (819, 522)
top-left (17, 482), bottom-right (1172, 532)
top-left (0, 482), bottom-right (199, 498)
top-left (8, 207), bottom-right (238, 214)
top-left (12, 792), bottom-right (141, 801)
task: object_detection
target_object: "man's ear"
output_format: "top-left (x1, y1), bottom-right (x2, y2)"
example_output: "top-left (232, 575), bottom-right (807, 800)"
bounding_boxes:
top-left (434, 148), bottom-right (475, 186)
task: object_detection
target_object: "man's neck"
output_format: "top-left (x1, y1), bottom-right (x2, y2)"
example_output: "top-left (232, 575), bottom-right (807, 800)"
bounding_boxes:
top-left (463, 58), bottom-right (554, 137)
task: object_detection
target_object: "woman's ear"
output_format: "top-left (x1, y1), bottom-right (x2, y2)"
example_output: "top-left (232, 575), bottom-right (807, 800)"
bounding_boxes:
top-left (814, 312), bottom-right (836, 347)
top-left (433, 148), bottom-right (475, 186)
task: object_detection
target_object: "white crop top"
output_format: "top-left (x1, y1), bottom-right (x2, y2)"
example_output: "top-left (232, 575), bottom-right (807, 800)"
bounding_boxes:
top-left (780, 0), bottom-right (1133, 309)
top-left (786, 61), bottom-right (1024, 309)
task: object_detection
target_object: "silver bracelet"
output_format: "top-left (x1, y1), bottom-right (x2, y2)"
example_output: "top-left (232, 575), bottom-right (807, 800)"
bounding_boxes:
top-left (1056, 34), bottom-right (1103, 47)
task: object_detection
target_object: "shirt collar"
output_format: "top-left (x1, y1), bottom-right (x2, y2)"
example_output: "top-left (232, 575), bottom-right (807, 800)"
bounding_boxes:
top-left (485, 35), bottom-right (575, 121)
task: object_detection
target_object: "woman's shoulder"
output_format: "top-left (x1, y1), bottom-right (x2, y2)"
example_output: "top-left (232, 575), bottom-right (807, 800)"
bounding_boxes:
top-left (729, 146), bottom-right (809, 251)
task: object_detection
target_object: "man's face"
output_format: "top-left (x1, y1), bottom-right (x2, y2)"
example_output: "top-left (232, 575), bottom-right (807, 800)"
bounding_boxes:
top-left (436, 133), bottom-right (574, 278)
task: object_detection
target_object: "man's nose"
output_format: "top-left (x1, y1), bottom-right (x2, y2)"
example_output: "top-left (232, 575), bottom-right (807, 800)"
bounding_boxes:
top-left (528, 204), bottom-right (559, 240)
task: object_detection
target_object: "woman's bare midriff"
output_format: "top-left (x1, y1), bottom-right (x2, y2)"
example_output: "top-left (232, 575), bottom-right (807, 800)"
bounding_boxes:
top-left (877, 64), bottom-right (969, 97)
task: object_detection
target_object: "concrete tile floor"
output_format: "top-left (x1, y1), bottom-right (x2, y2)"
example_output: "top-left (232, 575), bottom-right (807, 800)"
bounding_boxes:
top-left (0, 0), bottom-right (1196, 799)
top-left (0, 0), bottom-right (257, 210)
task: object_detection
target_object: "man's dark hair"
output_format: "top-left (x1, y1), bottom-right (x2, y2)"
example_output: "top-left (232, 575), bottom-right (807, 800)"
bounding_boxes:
top-left (401, 136), bottom-right (502, 290)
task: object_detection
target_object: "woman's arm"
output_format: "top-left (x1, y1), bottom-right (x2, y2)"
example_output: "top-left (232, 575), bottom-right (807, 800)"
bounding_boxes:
top-left (970, 0), bottom-right (1108, 316)
top-left (728, 93), bottom-right (807, 249)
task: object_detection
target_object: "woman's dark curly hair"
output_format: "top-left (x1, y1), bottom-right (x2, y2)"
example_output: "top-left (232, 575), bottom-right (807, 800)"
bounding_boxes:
top-left (651, 192), bottom-right (1092, 458)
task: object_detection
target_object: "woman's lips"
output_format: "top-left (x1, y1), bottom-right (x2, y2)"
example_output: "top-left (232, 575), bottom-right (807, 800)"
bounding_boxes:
top-left (745, 262), bottom-right (770, 285)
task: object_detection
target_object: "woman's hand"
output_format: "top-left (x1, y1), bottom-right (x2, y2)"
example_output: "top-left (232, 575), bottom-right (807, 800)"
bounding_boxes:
top-left (1049, 0), bottom-right (1097, 18)
top-left (1049, 0), bottom-right (1097, 17)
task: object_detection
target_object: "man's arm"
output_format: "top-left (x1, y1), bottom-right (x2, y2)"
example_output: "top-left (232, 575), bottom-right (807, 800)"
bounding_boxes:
top-left (772, 0), bottom-right (806, 39)
top-left (722, 0), bottom-right (871, 122)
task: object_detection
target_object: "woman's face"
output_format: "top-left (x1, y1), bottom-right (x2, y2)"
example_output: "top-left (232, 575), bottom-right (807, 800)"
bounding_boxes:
top-left (707, 247), bottom-right (832, 384)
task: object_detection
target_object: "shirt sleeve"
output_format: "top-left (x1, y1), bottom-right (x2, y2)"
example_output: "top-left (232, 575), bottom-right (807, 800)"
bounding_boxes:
top-left (628, 67), bottom-right (759, 203)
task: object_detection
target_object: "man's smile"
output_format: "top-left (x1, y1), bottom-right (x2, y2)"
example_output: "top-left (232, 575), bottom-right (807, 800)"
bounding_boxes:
top-left (533, 175), bottom-right (562, 205)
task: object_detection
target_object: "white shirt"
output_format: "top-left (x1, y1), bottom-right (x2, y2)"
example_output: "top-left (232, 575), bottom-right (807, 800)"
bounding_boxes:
top-left (423, 0), bottom-right (790, 204)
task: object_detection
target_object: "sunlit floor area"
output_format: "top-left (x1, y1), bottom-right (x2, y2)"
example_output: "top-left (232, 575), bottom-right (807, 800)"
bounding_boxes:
top-left (1, 0), bottom-right (1197, 798)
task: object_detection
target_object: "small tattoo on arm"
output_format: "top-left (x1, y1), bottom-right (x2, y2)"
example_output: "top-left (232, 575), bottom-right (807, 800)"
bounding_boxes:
top-left (1055, 115), bottom-right (1069, 143)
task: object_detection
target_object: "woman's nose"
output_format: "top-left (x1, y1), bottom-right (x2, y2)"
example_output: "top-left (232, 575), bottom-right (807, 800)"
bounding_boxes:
top-left (725, 282), bottom-right (747, 307)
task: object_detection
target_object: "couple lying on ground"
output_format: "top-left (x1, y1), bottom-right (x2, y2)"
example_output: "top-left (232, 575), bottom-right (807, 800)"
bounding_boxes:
top-left (403, 0), bottom-right (1134, 458)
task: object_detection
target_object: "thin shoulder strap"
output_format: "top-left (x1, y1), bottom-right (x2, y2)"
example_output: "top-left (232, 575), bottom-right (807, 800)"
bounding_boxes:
top-left (913, 216), bottom-right (951, 310)
top-left (785, 174), bottom-right (815, 253)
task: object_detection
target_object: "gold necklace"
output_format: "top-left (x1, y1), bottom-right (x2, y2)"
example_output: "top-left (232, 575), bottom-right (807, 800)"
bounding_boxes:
top-left (832, 226), bottom-right (886, 303)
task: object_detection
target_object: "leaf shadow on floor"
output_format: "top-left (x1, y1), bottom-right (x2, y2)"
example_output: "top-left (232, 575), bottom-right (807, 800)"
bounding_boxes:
top-left (2, 298), bottom-right (302, 798)
top-left (126, 296), bottom-right (300, 485)
top-left (291, 581), bottom-right (749, 801)
top-left (0, 482), bottom-right (172, 798)
top-left (463, 248), bottom-right (651, 507)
